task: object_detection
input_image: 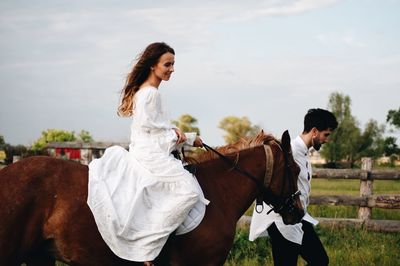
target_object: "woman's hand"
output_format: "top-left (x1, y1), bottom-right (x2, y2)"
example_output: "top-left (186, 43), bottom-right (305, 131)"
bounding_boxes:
top-left (173, 128), bottom-right (187, 144)
top-left (193, 136), bottom-right (203, 147)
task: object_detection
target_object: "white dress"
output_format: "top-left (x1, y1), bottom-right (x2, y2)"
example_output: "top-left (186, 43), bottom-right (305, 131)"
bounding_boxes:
top-left (87, 86), bottom-right (208, 262)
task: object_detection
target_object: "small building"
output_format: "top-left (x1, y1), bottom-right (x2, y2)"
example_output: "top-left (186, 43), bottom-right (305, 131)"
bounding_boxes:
top-left (46, 142), bottom-right (129, 165)
top-left (376, 154), bottom-right (400, 166)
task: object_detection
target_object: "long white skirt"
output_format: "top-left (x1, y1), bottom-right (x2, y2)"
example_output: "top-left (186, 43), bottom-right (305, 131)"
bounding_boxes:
top-left (87, 132), bottom-right (206, 261)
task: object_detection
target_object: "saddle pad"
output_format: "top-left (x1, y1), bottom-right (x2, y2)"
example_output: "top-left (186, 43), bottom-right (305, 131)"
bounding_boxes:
top-left (175, 198), bottom-right (206, 235)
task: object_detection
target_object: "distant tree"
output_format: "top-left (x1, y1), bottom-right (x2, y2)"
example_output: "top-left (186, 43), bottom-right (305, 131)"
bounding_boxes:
top-left (0, 135), bottom-right (5, 149)
top-left (172, 114), bottom-right (200, 135)
top-left (0, 135), bottom-right (6, 163)
top-left (3, 144), bottom-right (28, 164)
top-left (387, 107), bottom-right (400, 129)
top-left (383, 136), bottom-right (399, 156)
top-left (0, 135), bottom-right (30, 163)
top-left (219, 116), bottom-right (261, 144)
top-left (31, 129), bottom-right (77, 151)
top-left (78, 130), bottom-right (94, 143)
top-left (384, 107), bottom-right (400, 158)
top-left (321, 92), bottom-right (360, 163)
top-left (321, 92), bottom-right (386, 165)
top-left (357, 119), bottom-right (385, 159)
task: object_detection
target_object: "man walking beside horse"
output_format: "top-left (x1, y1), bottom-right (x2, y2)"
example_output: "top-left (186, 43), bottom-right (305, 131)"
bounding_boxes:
top-left (250, 108), bottom-right (338, 266)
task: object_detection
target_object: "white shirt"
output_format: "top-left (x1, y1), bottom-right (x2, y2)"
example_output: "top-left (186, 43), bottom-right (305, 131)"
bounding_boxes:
top-left (249, 135), bottom-right (318, 244)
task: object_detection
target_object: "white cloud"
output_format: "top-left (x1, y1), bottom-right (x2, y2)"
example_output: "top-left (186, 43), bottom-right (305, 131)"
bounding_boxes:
top-left (226, 0), bottom-right (345, 21)
top-left (0, 1), bottom-right (347, 57)
top-left (316, 31), bottom-right (366, 48)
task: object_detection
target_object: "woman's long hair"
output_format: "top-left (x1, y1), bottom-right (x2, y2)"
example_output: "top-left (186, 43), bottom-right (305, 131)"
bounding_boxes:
top-left (117, 42), bottom-right (175, 117)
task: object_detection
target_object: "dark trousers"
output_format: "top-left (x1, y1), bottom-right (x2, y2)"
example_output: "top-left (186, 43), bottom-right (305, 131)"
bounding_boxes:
top-left (267, 221), bottom-right (329, 266)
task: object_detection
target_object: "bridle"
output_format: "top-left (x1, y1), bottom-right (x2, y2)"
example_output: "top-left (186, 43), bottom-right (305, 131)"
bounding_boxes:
top-left (202, 142), bottom-right (300, 216)
top-left (262, 141), bottom-right (301, 215)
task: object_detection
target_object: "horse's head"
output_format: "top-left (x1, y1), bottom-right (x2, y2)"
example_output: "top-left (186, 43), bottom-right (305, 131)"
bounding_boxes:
top-left (261, 130), bottom-right (305, 225)
top-left (193, 131), bottom-right (304, 225)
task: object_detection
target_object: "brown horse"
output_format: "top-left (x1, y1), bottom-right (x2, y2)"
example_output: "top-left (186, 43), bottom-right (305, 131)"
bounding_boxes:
top-left (0, 131), bottom-right (304, 266)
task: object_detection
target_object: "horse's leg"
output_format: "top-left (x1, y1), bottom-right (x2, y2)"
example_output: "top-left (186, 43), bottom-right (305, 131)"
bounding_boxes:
top-left (24, 239), bottom-right (56, 266)
top-left (0, 243), bottom-right (20, 266)
top-left (0, 257), bottom-right (20, 266)
top-left (169, 212), bottom-right (237, 266)
top-left (25, 254), bottom-right (55, 266)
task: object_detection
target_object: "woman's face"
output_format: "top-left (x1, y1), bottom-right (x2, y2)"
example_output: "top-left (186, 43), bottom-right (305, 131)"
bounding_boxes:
top-left (152, 52), bottom-right (175, 81)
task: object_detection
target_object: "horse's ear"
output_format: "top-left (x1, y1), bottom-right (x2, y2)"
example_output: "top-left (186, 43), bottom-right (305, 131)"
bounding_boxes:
top-left (281, 130), bottom-right (291, 152)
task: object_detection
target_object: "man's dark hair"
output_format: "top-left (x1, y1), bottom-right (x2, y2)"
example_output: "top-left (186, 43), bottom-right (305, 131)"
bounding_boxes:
top-left (303, 108), bottom-right (338, 133)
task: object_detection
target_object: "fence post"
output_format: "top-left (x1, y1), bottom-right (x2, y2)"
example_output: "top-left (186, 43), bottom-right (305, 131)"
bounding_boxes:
top-left (358, 157), bottom-right (373, 221)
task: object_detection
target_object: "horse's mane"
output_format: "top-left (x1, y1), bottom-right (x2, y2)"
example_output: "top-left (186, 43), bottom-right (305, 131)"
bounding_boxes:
top-left (189, 131), bottom-right (277, 164)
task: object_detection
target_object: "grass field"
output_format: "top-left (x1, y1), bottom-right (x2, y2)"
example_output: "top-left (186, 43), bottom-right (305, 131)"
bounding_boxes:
top-left (310, 179), bottom-right (400, 220)
top-left (227, 178), bottom-right (400, 266)
top-left (226, 227), bottom-right (400, 266)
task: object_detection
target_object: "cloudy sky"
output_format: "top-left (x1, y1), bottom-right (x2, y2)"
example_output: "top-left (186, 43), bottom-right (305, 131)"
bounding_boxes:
top-left (1, 0), bottom-right (399, 146)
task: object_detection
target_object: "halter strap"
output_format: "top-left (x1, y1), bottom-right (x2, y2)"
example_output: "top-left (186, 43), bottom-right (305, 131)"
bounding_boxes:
top-left (255, 144), bottom-right (274, 213)
top-left (202, 142), bottom-right (300, 216)
top-left (263, 144), bottom-right (274, 187)
top-left (202, 143), bottom-right (268, 189)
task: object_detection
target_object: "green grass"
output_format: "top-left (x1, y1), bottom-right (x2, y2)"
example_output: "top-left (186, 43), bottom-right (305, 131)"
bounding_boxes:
top-left (233, 177), bottom-right (400, 266)
top-left (307, 204), bottom-right (400, 220)
top-left (309, 179), bottom-right (400, 220)
top-left (311, 179), bottom-right (400, 196)
top-left (225, 228), bottom-right (400, 266)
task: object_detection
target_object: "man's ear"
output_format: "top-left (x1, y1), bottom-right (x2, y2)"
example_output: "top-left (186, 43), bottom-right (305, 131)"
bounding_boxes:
top-left (311, 127), bottom-right (318, 137)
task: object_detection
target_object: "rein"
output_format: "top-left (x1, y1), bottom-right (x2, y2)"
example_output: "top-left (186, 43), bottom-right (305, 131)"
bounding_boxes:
top-left (202, 143), bottom-right (267, 189)
top-left (202, 142), bottom-right (300, 215)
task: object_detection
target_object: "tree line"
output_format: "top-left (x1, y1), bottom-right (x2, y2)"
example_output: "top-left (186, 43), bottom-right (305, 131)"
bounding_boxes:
top-left (1, 91), bottom-right (399, 167)
top-left (0, 130), bottom-right (93, 164)
top-left (321, 92), bottom-right (400, 167)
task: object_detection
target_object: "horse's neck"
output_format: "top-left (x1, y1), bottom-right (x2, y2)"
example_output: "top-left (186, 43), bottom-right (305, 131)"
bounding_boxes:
top-left (198, 147), bottom-right (265, 221)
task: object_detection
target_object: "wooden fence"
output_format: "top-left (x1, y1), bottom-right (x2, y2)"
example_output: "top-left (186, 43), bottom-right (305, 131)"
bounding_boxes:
top-left (238, 158), bottom-right (400, 233)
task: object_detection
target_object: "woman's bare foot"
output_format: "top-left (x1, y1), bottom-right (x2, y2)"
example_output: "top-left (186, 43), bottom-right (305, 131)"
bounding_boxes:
top-left (143, 261), bottom-right (154, 266)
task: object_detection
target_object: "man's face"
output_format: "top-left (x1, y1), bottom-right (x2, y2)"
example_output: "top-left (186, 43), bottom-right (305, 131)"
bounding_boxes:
top-left (312, 129), bottom-right (333, 151)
